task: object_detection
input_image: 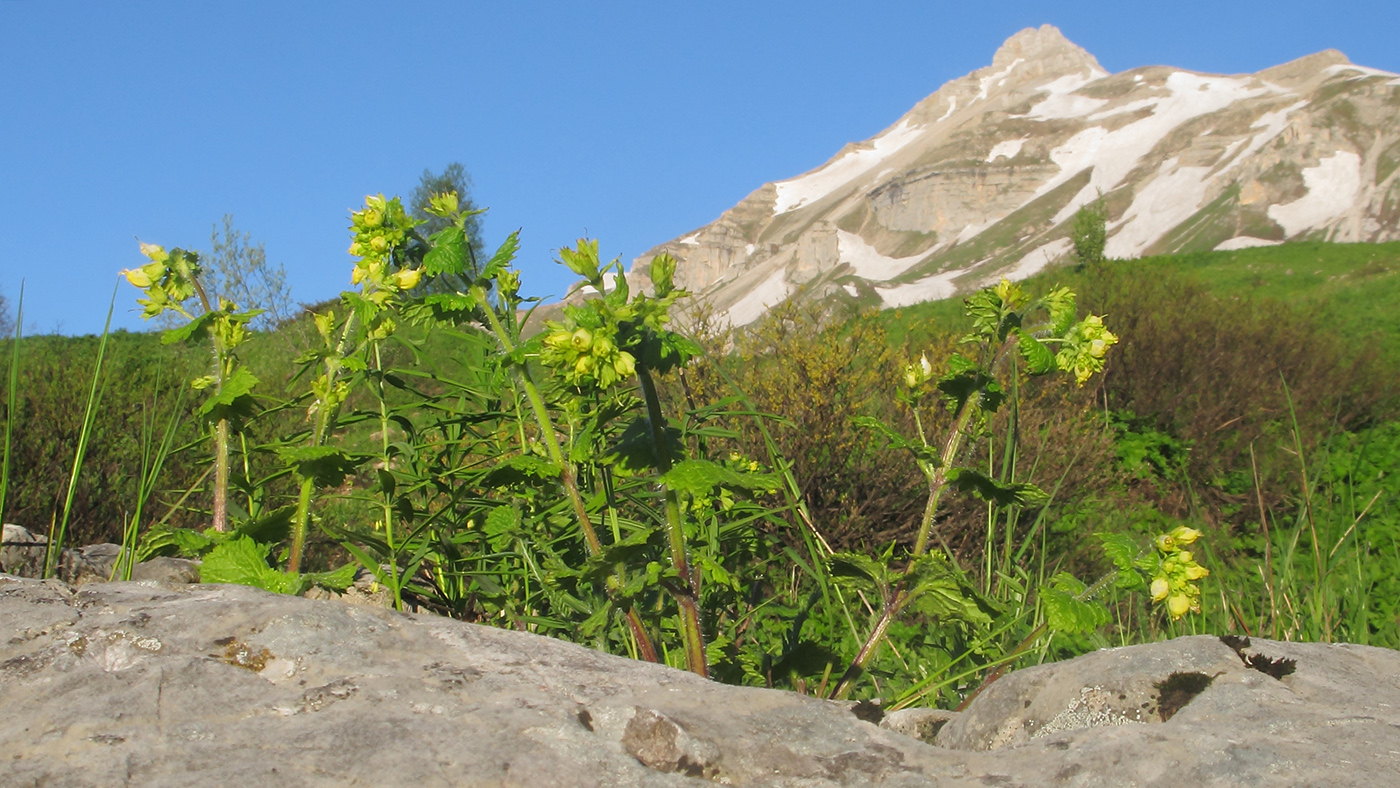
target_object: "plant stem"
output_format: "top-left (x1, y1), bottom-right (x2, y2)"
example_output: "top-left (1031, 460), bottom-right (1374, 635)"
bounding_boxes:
top-left (287, 309), bottom-right (359, 573)
top-left (637, 365), bottom-right (708, 678)
top-left (471, 285), bottom-right (660, 664)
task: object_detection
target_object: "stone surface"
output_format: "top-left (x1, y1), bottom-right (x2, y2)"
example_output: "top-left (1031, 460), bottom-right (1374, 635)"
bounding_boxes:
top-left (3, 575), bottom-right (1399, 786)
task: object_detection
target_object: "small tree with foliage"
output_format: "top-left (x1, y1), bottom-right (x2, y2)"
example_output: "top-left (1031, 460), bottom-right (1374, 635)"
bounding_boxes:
top-left (1071, 195), bottom-right (1108, 266)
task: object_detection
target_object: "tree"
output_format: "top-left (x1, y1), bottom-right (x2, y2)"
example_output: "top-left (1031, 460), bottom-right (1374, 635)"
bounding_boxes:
top-left (410, 163), bottom-right (485, 288)
top-left (152, 216), bottom-right (295, 333)
top-left (1071, 194), bottom-right (1108, 267)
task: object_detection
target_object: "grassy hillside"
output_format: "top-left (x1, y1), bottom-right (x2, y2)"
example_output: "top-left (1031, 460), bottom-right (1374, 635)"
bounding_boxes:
top-left (885, 241), bottom-right (1400, 360)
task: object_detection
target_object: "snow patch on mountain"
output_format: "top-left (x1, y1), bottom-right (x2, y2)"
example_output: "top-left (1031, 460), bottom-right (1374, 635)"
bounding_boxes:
top-left (1020, 73), bottom-right (1108, 120)
top-left (722, 269), bottom-right (792, 327)
top-left (987, 138), bottom-right (1026, 162)
top-left (978, 59), bottom-right (1024, 101)
top-left (1107, 158), bottom-right (1214, 258)
top-left (773, 120), bottom-right (923, 214)
top-left (1007, 238), bottom-right (1073, 279)
top-left (876, 268), bottom-right (968, 308)
top-left (837, 231), bottom-right (926, 281)
top-left (1268, 151), bottom-right (1364, 236)
top-left (1215, 237), bottom-right (1283, 251)
top-left (1028, 73), bottom-right (1274, 215)
top-left (1324, 63), bottom-right (1400, 80)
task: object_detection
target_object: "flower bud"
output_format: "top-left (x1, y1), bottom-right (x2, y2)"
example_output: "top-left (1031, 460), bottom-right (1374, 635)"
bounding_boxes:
top-left (1169, 526), bottom-right (1202, 545)
top-left (1167, 594), bottom-right (1191, 619)
top-left (1150, 577), bottom-right (1169, 601)
top-left (570, 328), bottom-right (593, 352)
top-left (574, 356), bottom-right (595, 376)
top-left (613, 351), bottom-right (636, 377)
top-left (122, 268), bottom-right (153, 288)
top-left (394, 268), bottom-right (423, 290)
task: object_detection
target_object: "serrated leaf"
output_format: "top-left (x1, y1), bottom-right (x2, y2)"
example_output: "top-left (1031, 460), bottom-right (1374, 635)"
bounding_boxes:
top-left (424, 225), bottom-right (467, 277)
top-left (277, 445), bottom-right (365, 488)
top-left (234, 504), bottom-right (295, 545)
top-left (482, 455), bottom-right (561, 488)
top-left (828, 552), bottom-right (892, 599)
top-left (1016, 330), bottom-right (1057, 375)
top-left (1097, 532), bottom-right (1139, 572)
top-left (200, 536), bottom-right (305, 595)
top-left (161, 311), bottom-right (220, 346)
top-left (303, 563), bottom-right (357, 592)
top-left (659, 459), bottom-right (779, 497)
top-left (479, 231), bottom-right (521, 280)
top-left (1040, 572), bottom-right (1110, 634)
top-left (604, 417), bottom-right (684, 475)
top-left (195, 366), bottom-right (260, 423)
top-left (946, 468), bottom-right (1049, 508)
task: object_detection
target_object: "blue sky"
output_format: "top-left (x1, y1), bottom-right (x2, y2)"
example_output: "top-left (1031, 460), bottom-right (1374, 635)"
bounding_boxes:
top-left (3, 0), bottom-right (1397, 335)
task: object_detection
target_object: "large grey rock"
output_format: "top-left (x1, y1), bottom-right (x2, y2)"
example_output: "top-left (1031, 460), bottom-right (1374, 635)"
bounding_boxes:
top-left (2, 575), bottom-right (1398, 786)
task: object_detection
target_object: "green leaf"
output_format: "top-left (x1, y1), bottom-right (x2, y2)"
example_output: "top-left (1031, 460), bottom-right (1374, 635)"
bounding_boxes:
top-left (195, 366), bottom-right (261, 423)
top-left (1097, 532), bottom-right (1139, 572)
top-left (135, 523), bottom-right (215, 561)
top-left (303, 563), bottom-right (357, 592)
top-left (277, 445), bottom-right (365, 488)
top-left (480, 232), bottom-right (521, 280)
top-left (1040, 572), bottom-right (1110, 634)
top-left (234, 504), bottom-right (295, 545)
top-left (482, 455), bottom-right (561, 488)
top-left (946, 468), bottom-right (1050, 508)
top-left (659, 459), bottom-right (779, 497)
top-left (160, 311), bottom-right (220, 346)
top-left (200, 536), bottom-right (304, 595)
top-left (424, 225), bottom-right (467, 277)
top-left (828, 552), bottom-right (892, 599)
top-left (604, 417), bottom-right (684, 475)
top-left (1016, 330), bottom-right (1057, 375)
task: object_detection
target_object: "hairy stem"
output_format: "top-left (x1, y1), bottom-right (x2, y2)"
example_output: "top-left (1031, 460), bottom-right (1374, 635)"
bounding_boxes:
top-left (637, 366), bottom-right (708, 678)
top-left (472, 285), bottom-right (660, 664)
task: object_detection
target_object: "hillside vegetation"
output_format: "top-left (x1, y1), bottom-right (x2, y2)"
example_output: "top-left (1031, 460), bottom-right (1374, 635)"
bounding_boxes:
top-left (2, 233), bottom-right (1396, 707)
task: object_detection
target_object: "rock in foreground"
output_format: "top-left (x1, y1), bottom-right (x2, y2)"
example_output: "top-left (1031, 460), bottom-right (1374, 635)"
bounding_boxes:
top-left (2, 575), bottom-right (1398, 786)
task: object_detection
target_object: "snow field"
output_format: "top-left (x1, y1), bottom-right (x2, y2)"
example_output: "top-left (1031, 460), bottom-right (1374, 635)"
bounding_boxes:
top-left (773, 120), bottom-right (924, 214)
top-left (1267, 151), bottom-right (1363, 237)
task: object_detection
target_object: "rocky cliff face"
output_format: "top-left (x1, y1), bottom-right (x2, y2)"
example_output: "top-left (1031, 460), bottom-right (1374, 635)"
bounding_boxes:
top-left (633, 25), bottom-right (1400, 326)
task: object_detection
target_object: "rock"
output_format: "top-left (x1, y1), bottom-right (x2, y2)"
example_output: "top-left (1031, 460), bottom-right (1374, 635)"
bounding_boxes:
top-left (2, 576), bottom-right (1399, 786)
top-left (1, 523), bottom-right (46, 577)
top-left (1, 523), bottom-right (199, 586)
top-left (128, 556), bottom-right (201, 585)
top-left (880, 707), bottom-right (959, 744)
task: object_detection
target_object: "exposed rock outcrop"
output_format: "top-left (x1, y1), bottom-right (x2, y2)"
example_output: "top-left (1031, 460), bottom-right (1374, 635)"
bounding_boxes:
top-left (4, 575), bottom-right (1398, 786)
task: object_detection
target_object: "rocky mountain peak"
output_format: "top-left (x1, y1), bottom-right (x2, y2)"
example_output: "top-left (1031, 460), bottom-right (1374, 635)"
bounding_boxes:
top-left (632, 28), bottom-right (1400, 329)
top-left (990, 24), bottom-right (1104, 79)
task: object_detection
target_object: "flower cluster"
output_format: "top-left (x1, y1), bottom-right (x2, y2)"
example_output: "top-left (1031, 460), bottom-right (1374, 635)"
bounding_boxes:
top-left (1055, 314), bottom-right (1119, 386)
top-left (1150, 526), bottom-right (1210, 619)
top-left (347, 194), bottom-right (422, 303)
top-left (122, 243), bottom-right (201, 319)
top-left (540, 321), bottom-right (636, 389)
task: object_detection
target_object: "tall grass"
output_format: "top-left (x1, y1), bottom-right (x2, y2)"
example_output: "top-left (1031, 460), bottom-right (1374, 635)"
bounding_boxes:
top-left (0, 282), bottom-right (22, 524)
top-left (42, 283), bottom-right (118, 578)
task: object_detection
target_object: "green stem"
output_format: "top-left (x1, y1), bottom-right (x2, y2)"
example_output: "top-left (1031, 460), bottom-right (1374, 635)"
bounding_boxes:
top-left (637, 366), bottom-right (708, 678)
top-left (472, 285), bottom-right (660, 664)
top-left (374, 343), bottom-right (404, 611)
top-left (287, 309), bottom-right (359, 573)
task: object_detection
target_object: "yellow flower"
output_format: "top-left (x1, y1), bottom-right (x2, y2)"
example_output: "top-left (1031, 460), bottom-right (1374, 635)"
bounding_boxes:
top-left (394, 268), bottom-right (423, 290)
top-left (1167, 594), bottom-right (1191, 619)
top-left (570, 328), bottom-right (593, 352)
top-left (1169, 526), bottom-right (1202, 545)
top-left (121, 267), bottom-right (153, 288)
top-left (1150, 577), bottom-right (1170, 601)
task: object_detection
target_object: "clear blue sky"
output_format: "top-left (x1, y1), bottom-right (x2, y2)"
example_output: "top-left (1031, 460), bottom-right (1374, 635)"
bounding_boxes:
top-left (3, 0), bottom-right (1397, 335)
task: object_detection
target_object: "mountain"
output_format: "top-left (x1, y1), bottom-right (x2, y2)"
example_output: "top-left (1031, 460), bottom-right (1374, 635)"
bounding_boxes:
top-left (631, 25), bottom-right (1400, 326)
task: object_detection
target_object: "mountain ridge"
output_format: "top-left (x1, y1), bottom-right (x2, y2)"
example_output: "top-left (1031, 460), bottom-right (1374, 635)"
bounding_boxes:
top-left (628, 25), bottom-right (1400, 327)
